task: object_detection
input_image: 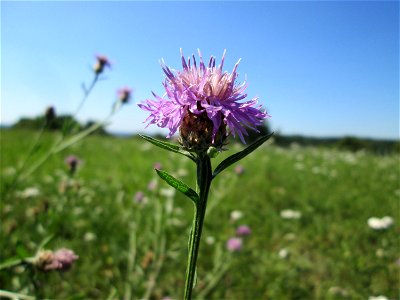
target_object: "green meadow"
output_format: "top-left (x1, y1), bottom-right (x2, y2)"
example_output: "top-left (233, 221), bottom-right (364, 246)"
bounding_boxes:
top-left (1, 129), bottom-right (398, 299)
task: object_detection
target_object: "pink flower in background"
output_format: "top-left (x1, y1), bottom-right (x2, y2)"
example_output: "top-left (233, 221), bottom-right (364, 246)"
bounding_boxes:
top-left (147, 180), bottom-right (157, 191)
top-left (118, 87), bottom-right (133, 104)
top-left (234, 165), bottom-right (245, 175)
top-left (226, 237), bottom-right (242, 252)
top-left (65, 155), bottom-right (81, 175)
top-left (134, 191), bottom-right (145, 203)
top-left (138, 49), bottom-right (269, 148)
top-left (236, 225), bottom-right (251, 236)
top-left (153, 162), bottom-right (162, 170)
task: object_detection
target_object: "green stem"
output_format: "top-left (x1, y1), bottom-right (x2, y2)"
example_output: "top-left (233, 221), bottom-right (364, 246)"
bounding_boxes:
top-left (184, 154), bottom-right (212, 300)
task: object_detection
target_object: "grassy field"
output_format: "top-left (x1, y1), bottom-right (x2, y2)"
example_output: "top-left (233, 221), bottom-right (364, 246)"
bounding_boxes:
top-left (1, 129), bottom-right (399, 299)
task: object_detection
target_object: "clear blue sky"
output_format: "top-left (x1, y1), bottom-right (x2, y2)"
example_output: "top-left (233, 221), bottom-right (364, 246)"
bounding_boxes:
top-left (2, 1), bottom-right (399, 139)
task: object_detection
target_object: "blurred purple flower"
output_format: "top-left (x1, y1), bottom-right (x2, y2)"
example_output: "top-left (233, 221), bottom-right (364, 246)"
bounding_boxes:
top-left (153, 162), bottom-right (162, 170)
top-left (93, 54), bottom-right (111, 75)
top-left (138, 49), bottom-right (270, 146)
top-left (65, 155), bottom-right (81, 175)
top-left (147, 180), bottom-right (157, 191)
top-left (134, 191), bottom-right (145, 203)
top-left (236, 225), bottom-right (251, 236)
top-left (226, 237), bottom-right (242, 252)
top-left (118, 87), bottom-right (133, 104)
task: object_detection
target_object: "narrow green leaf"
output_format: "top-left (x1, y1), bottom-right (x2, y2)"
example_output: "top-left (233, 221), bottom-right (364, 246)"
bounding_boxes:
top-left (139, 134), bottom-right (196, 162)
top-left (37, 235), bottom-right (54, 251)
top-left (155, 169), bottom-right (199, 203)
top-left (0, 257), bottom-right (24, 270)
top-left (212, 132), bottom-right (274, 179)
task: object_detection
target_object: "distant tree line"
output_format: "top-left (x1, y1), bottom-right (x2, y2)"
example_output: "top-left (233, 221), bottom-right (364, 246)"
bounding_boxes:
top-left (273, 133), bottom-right (399, 155)
top-left (11, 114), bottom-right (108, 136)
top-left (9, 117), bottom-right (399, 154)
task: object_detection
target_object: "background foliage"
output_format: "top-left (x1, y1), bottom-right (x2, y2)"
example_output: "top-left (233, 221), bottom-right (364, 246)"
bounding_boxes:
top-left (0, 129), bottom-right (398, 299)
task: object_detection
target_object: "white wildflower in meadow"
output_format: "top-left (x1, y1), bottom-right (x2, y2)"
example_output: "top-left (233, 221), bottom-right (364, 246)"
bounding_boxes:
top-left (160, 187), bottom-right (176, 198)
top-left (280, 209), bottom-right (302, 219)
top-left (205, 236), bottom-right (215, 245)
top-left (367, 216), bottom-right (394, 230)
top-left (230, 210), bottom-right (243, 222)
top-left (20, 187), bottom-right (40, 198)
top-left (328, 286), bottom-right (348, 297)
top-left (278, 248), bottom-right (289, 259)
top-left (84, 232), bottom-right (97, 242)
top-left (368, 296), bottom-right (388, 300)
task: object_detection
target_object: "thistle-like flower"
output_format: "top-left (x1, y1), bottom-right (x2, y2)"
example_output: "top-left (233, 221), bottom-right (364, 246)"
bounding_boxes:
top-left (35, 248), bottom-right (78, 272)
top-left (65, 155), bottom-right (81, 175)
top-left (93, 55), bottom-right (111, 75)
top-left (139, 49), bottom-right (269, 151)
top-left (117, 87), bottom-right (132, 104)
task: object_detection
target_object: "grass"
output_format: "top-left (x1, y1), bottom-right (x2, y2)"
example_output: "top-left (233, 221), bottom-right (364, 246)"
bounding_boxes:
top-left (0, 128), bottom-right (399, 299)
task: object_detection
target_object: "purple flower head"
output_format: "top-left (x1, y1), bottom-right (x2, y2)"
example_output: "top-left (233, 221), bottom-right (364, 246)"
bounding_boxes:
top-left (118, 87), bottom-right (133, 104)
top-left (147, 180), bottom-right (157, 191)
top-left (226, 237), bottom-right (243, 252)
top-left (236, 225), bottom-right (251, 236)
top-left (36, 248), bottom-right (78, 272)
top-left (64, 155), bottom-right (81, 175)
top-left (94, 54), bottom-right (111, 75)
top-left (138, 49), bottom-right (270, 150)
top-left (134, 191), bottom-right (145, 203)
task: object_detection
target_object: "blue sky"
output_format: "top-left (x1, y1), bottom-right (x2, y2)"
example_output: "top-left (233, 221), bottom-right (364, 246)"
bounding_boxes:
top-left (2, 1), bottom-right (399, 139)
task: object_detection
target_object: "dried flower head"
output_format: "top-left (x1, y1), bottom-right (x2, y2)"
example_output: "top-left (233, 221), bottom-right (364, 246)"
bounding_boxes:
top-left (117, 87), bottom-right (132, 104)
top-left (93, 55), bottom-right (111, 75)
top-left (139, 49), bottom-right (270, 151)
top-left (35, 248), bottom-right (78, 272)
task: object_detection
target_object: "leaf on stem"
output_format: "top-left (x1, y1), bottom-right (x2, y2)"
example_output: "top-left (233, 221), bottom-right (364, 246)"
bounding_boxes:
top-left (139, 135), bottom-right (196, 162)
top-left (155, 169), bottom-right (199, 203)
top-left (212, 132), bottom-right (274, 179)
